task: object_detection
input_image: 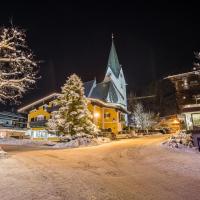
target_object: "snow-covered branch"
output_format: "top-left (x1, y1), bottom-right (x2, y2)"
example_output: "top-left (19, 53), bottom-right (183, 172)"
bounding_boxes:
top-left (0, 26), bottom-right (38, 103)
top-left (130, 102), bottom-right (156, 130)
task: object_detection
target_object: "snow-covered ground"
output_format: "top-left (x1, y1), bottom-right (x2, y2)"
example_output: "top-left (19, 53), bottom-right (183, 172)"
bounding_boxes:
top-left (1, 135), bottom-right (200, 200)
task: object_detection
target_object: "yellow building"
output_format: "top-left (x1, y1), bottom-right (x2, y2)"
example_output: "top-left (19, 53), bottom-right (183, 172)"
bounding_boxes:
top-left (18, 93), bottom-right (128, 138)
top-left (18, 36), bottom-right (128, 138)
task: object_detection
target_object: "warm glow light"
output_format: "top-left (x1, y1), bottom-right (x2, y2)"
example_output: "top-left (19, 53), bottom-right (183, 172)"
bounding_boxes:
top-left (173, 119), bottom-right (180, 124)
top-left (94, 112), bottom-right (100, 118)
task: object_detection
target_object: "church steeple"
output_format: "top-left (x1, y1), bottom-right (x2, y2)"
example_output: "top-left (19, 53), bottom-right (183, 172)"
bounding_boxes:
top-left (107, 34), bottom-right (121, 78)
top-left (104, 34), bottom-right (127, 110)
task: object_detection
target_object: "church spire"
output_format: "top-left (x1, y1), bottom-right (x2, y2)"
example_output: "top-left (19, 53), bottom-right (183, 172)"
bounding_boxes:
top-left (107, 34), bottom-right (121, 78)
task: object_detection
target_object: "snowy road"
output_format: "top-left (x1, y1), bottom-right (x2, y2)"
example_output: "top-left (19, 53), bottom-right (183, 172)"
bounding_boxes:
top-left (0, 135), bottom-right (200, 200)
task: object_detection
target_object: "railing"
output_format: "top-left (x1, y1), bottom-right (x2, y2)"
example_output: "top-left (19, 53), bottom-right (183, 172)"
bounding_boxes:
top-left (29, 120), bottom-right (48, 128)
top-left (46, 105), bottom-right (60, 113)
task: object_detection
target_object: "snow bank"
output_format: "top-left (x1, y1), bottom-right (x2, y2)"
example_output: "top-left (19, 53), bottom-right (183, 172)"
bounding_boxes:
top-left (0, 135), bottom-right (111, 149)
top-left (53, 137), bottom-right (91, 148)
top-left (0, 147), bottom-right (7, 158)
top-left (162, 131), bottom-right (199, 153)
top-left (91, 137), bottom-right (111, 144)
top-left (0, 138), bottom-right (54, 146)
top-left (53, 136), bottom-right (110, 148)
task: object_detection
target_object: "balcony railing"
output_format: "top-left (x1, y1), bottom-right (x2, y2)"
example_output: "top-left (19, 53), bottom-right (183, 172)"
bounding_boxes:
top-left (46, 105), bottom-right (60, 113)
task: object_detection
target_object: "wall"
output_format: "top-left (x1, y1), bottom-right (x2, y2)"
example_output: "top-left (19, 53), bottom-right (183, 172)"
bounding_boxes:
top-left (28, 105), bottom-right (51, 130)
top-left (88, 102), bottom-right (123, 133)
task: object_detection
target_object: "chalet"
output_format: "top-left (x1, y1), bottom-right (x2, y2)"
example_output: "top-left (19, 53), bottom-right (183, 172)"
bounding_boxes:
top-left (165, 69), bottom-right (200, 130)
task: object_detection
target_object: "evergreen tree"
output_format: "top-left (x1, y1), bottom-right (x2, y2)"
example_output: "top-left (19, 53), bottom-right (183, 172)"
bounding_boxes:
top-left (47, 74), bottom-right (98, 135)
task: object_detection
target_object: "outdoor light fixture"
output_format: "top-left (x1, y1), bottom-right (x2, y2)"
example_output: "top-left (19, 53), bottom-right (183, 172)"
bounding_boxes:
top-left (173, 119), bottom-right (179, 124)
top-left (94, 112), bottom-right (100, 118)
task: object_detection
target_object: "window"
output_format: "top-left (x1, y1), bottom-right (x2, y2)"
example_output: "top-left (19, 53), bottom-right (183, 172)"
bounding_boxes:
top-left (43, 104), bottom-right (48, 110)
top-left (37, 115), bottom-right (44, 121)
top-left (192, 113), bottom-right (200, 129)
top-left (104, 113), bottom-right (111, 118)
top-left (119, 113), bottom-right (125, 122)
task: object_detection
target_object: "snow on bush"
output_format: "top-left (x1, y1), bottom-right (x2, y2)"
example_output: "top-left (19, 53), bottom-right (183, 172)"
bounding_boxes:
top-left (163, 131), bottom-right (198, 152)
top-left (53, 134), bottom-right (110, 148)
top-left (0, 134), bottom-right (111, 149)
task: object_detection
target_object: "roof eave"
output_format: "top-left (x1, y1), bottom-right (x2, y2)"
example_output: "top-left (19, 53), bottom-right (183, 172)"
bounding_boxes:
top-left (18, 93), bottom-right (60, 113)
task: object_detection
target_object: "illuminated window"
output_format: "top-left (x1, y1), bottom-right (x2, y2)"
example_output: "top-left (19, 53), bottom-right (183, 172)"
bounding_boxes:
top-left (104, 113), bottom-right (111, 118)
top-left (37, 115), bottom-right (44, 121)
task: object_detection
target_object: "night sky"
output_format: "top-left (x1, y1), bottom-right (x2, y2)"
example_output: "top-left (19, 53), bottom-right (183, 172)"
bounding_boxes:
top-left (0, 1), bottom-right (200, 107)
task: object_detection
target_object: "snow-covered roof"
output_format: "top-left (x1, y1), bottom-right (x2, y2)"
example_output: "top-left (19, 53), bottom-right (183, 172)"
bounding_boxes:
top-left (89, 80), bottom-right (122, 105)
top-left (18, 93), bottom-right (60, 113)
top-left (84, 79), bottom-right (96, 97)
top-left (106, 38), bottom-right (121, 78)
top-left (0, 111), bottom-right (25, 119)
top-left (164, 70), bottom-right (200, 80)
top-left (88, 98), bottom-right (129, 114)
top-left (90, 81), bottom-right (111, 100)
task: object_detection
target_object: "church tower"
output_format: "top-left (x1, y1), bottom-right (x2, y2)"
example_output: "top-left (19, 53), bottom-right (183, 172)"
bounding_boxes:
top-left (104, 35), bottom-right (127, 109)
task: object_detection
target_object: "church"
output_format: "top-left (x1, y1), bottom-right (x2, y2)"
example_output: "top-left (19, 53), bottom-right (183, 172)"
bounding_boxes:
top-left (87, 35), bottom-right (127, 109)
top-left (18, 36), bottom-right (128, 138)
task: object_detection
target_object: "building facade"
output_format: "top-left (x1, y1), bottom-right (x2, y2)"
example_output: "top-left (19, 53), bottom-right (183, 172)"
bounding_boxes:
top-left (0, 111), bottom-right (27, 129)
top-left (165, 69), bottom-right (200, 130)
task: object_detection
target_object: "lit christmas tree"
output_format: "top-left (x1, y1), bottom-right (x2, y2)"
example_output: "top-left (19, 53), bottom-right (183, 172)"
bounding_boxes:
top-left (48, 74), bottom-right (98, 135)
top-left (0, 26), bottom-right (37, 103)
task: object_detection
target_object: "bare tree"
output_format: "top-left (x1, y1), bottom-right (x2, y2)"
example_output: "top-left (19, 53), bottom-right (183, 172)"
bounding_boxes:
top-left (0, 26), bottom-right (38, 103)
top-left (131, 102), bottom-right (156, 130)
